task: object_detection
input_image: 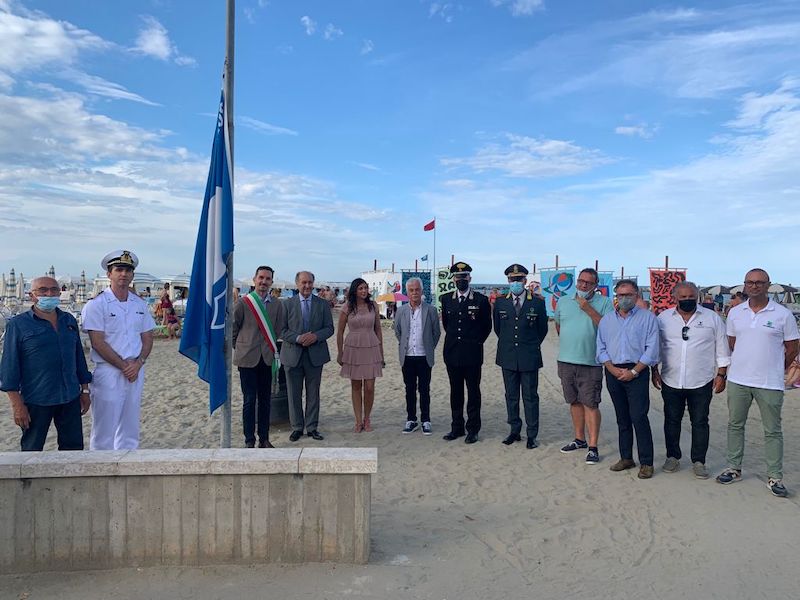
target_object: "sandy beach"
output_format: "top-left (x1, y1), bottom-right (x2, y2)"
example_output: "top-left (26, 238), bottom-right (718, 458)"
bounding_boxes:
top-left (2, 320), bottom-right (800, 599)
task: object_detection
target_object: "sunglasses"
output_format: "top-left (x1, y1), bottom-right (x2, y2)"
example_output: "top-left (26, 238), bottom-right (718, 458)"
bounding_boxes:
top-left (682, 326), bottom-right (689, 341)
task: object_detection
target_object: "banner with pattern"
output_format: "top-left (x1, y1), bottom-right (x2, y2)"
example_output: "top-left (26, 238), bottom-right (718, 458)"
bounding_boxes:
top-left (598, 271), bottom-right (614, 297)
top-left (541, 268), bottom-right (576, 317)
top-left (649, 269), bottom-right (686, 315)
top-left (401, 270), bottom-right (433, 304)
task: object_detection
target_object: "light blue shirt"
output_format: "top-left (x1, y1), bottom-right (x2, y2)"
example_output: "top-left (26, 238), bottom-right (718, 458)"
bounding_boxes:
top-left (596, 306), bottom-right (660, 366)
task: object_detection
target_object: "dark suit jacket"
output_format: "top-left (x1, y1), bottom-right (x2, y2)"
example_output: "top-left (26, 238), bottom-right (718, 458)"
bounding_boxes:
top-left (280, 294), bottom-right (334, 368)
top-left (232, 295), bottom-right (286, 368)
top-left (493, 293), bottom-right (548, 371)
top-left (440, 289), bottom-right (492, 367)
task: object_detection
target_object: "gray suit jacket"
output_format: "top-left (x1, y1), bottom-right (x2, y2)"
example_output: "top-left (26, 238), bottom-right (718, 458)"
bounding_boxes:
top-left (280, 294), bottom-right (334, 368)
top-left (393, 302), bottom-right (441, 368)
top-left (232, 295), bottom-right (286, 368)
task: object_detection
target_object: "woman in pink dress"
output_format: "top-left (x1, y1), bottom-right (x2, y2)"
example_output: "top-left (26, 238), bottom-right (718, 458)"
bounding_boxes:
top-left (337, 278), bottom-right (384, 432)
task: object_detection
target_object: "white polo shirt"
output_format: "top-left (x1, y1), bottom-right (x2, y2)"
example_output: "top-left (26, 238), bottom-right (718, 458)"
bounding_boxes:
top-left (726, 300), bottom-right (799, 390)
top-left (657, 306), bottom-right (730, 389)
top-left (81, 288), bottom-right (156, 364)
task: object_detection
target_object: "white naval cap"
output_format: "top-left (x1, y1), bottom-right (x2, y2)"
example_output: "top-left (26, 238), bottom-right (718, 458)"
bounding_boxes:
top-left (101, 250), bottom-right (139, 270)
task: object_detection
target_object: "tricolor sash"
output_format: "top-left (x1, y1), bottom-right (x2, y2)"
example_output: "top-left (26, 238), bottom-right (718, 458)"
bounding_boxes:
top-left (241, 292), bottom-right (278, 354)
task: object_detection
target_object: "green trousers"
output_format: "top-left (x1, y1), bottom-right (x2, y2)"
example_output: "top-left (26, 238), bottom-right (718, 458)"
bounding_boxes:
top-left (726, 382), bottom-right (784, 479)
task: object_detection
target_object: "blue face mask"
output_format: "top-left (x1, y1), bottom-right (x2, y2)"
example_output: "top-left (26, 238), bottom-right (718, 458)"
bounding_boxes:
top-left (36, 296), bottom-right (60, 312)
top-left (509, 281), bottom-right (525, 295)
top-left (576, 289), bottom-right (592, 299)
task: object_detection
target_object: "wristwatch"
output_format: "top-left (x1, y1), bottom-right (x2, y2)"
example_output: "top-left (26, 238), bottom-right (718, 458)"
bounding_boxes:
top-left (716, 372), bottom-right (727, 379)
top-left (138, 357), bottom-right (146, 365)
top-left (629, 369), bottom-right (639, 378)
top-left (80, 388), bottom-right (90, 394)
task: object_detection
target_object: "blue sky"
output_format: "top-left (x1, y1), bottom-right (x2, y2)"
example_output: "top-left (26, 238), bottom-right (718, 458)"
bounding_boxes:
top-left (1, 0), bottom-right (799, 285)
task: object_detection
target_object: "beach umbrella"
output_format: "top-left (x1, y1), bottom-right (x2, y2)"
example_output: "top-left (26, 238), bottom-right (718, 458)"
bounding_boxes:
top-left (7, 269), bottom-right (15, 298)
top-left (703, 285), bottom-right (731, 296)
top-left (768, 284), bottom-right (797, 294)
top-left (48, 265), bottom-right (55, 280)
top-left (376, 292), bottom-right (409, 303)
top-left (17, 273), bottom-right (25, 300)
top-left (729, 284), bottom-right (744, 295)
top-left (77, 271), bottom-right (87, 303)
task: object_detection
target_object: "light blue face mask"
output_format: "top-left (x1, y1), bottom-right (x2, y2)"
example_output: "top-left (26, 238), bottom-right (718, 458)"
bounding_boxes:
top-left (576, 289), bottom-right (593, 299)
top-left (509, 281), bottom-right (525, 295)
top-left (36, 296), bottom-right (60, 312)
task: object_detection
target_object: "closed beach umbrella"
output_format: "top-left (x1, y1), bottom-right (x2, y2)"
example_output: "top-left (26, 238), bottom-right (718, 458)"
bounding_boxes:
top-left (77, 271), bottom-right (87, 303)
top-left (48, 265), bottom-right (55, 280)
top-left (0, 274), bottom-right (6, 298)
top-left (7, 269), bottom-right (15, 298)
top-left (17, 273), bottom-right (25, 300)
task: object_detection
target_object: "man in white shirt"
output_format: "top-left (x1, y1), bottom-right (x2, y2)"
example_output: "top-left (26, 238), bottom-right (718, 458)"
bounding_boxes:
top-left (652, 281), bottom-right (730, 479)
top-left (81, 250), bottom-right (156, 450)
top-left (716, 268), bottom-right (799, 497)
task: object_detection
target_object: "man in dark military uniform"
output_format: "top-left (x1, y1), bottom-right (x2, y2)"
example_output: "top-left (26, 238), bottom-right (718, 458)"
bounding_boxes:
top-left (493, 264), bottom-right (548, 448)
top-left (440, 262), bottom-right (492, 444)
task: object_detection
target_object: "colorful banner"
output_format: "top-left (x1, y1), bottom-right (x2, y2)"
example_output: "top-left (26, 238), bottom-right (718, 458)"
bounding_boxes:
top-left (435, 266), bottom-right (456, 309)
top-left (401, 270), bottom-right (433, 304)
top-left (649, 269), bottom-right (686, 315)
top-left (541, 268), bottom-right (576, 317)
top-left (598, 271), bottom-right (614, 297)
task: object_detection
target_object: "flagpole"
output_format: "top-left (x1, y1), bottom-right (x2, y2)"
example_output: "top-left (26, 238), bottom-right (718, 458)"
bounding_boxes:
top-left (433, 216), bottom-right (436, 304)
top-left (221, 0), bottom-right (235, 448)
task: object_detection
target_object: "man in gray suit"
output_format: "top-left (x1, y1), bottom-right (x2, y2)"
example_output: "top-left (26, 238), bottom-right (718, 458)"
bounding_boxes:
top-left (281, 271), bottom-right (334, 441)
top-left (394, 277), bottom-right (441, 435)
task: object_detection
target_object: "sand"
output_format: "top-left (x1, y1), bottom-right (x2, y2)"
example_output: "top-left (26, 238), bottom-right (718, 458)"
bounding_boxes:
top-left (2, 319), bottom-right (800, 599)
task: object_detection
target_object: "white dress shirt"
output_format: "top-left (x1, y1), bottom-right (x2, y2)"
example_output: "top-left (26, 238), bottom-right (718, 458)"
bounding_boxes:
top-left (406, 304), bottom-right (425, 357)
top-left (656, 306), bottom-right (730, 389)
top-left (726, 299), bottom-right (800, 390)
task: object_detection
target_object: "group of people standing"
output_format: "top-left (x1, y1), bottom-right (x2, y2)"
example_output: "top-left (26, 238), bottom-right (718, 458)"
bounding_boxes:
top-left (3, 251), bottom-right (798, 499)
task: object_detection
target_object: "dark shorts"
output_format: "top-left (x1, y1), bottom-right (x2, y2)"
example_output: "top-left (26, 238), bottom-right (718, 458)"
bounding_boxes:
top-left (557, 361), bottom-right (603, 408)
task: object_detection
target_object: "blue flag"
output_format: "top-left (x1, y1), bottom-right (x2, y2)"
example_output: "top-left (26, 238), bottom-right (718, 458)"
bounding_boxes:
top-left (420, 254), bottom-right (428, 261)
top-left (179, 88), bottom-right (234, 414)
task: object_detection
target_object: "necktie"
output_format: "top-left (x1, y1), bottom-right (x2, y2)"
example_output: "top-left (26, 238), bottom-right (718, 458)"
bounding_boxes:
top-left (302, 297), bottom-right (310, 331)
top-left (515, 297), bottom-right (521, 315)
top-left (459, 296), bottom-right (465, 306)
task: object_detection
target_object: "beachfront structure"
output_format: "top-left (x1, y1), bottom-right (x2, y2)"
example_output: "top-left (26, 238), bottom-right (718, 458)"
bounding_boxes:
top-left (361, 269), bottom-right (401, 318)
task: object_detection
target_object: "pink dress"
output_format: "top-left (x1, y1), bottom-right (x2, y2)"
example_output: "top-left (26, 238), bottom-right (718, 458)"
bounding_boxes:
top-left (340, 305), bottom-right (383, 380)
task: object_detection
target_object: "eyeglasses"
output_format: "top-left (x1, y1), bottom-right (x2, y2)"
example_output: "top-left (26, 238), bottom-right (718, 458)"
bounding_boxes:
top-left (744, 280), bottom-right (769, 286)
top-left (682, 326), bottom-right (689, 341)
top-left (34, 287), bottom-right (61, 295)
top-left (576, 279), bottom-right (596, 286)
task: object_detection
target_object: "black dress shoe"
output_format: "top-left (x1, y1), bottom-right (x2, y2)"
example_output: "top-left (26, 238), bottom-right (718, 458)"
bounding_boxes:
top-left (289, 430), bottom-right (303, 442)
top-left (307, 430), bottom-right (324, 441)
top-left (245, 440), bottom-right (256, 448)
top-left (258, 439), bottom-right (274, 448)
top-left (464, 433), bottom-right (479, 444)
top-left (502, 433), bottom-right (522, 445)
top-left (526, 438), bottom-right (539, 449)
top-left (443, 431), bottom-right (464, 441)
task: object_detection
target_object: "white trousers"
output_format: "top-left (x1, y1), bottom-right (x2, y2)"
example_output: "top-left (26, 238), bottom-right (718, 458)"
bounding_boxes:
top-left (90, 363), bottom-right (144, 450)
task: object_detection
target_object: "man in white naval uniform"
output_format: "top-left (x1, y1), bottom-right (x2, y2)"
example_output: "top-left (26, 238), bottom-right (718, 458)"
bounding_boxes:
top-left (81, 250), bottom-right (156, 450)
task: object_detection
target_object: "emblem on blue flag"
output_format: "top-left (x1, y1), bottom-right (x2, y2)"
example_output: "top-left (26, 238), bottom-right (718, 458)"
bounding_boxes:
top-left (179, 83), bottom-right (234, 414)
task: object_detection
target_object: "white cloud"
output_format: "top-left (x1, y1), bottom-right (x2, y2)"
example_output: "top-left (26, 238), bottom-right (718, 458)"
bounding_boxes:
top-left (323, 23), bottom-right (343, 41)
top-left (351, 161), bottom-right (382, 172)
top-left (428, 2), bottom-right (457, 23)
top-left (300, 15), bottom-right (316, 36)
top-left (65, 70), bottom-right (160, 105)
top-left (490, 0), bottom-right (544, 17)
top-left (239, 116), bottom-right (298, 136)
top-left (360, 39), bottom-right (374, 55)
top-left (614, 122), bottom-right (658, 139)
top-left (726, 78), bottom-right (800, 129)
top-left (441, 133), bottom-right (612, 178)
top-left (133, 15), bottom-right (196, 66)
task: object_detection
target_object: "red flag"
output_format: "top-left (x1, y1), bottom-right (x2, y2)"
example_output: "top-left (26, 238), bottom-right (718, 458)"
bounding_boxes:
top-left (423, 219), bottom-right (435, 231)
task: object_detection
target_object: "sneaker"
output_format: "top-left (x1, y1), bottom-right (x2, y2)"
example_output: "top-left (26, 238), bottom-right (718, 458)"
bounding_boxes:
top-left (402, 421), bottom-right (419, 434)
top-left (767, 478), bottom-right (788, 498)
top-left (715, 468), bottom-right (742, 485)
top-left (662, 457), bottom-right (680, 473)
top-left (560, 439), bottom-right (588, 453)
top-left (421, 422), bottom-right (432, 436)
top-left (692, 462), bottom-right (710, 479)
top-left (585, 448), bottom-right (600, 465)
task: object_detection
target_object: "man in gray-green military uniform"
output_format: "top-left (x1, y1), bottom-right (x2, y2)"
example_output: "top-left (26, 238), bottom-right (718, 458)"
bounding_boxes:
top-left (493, 264), bottom-right (548, 449)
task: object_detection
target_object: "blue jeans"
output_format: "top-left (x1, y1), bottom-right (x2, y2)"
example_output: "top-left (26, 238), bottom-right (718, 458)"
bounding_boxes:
top-left (20, 397), bottom-right (84, 451)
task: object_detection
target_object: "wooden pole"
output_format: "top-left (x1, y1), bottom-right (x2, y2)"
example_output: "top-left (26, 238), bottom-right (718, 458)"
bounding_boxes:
top-left (665, 255), bottom-right (669, 271)
top-left (373, 259), bottom-right (377, 270)
top-left (555, 255), bottom-right (559, 269)
top-left (451, 254), bottom-right (454, 267)
top-left (621, 266), bottom-right (625, 278)
top-left (595, 259), bottom-right (599, 271)
top-left (415, 259), bottom-right (418, 271)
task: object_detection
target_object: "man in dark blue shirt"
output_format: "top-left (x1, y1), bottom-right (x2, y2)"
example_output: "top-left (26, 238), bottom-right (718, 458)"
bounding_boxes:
top-left (0, 277), bottom-right (92, 451)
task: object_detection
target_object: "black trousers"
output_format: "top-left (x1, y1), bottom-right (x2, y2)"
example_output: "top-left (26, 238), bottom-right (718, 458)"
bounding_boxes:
top-left (605, 366), bottom-right (653, 466)
top-left (21, 397), bottom-right (84, 451)
top-left (239, 357), bottom-right (272, 444)
top-left (661, 380), bottom-right (713, 464)
top-left (502, 368), bottom-right (540, 439)
top-left (446, 364), bottom-right (482, 435)
top-left (402, 356), bottom-right (432, 423)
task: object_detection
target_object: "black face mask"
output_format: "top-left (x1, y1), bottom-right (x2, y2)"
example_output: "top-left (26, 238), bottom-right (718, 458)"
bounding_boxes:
top-left (678, 299), bottom-right (697, 312)
top-left (455, 279), bottom-right (469, 292)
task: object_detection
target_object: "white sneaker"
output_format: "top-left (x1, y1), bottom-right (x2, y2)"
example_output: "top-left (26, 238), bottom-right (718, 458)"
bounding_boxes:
top-left (421, 422), bottom-right (432, 435)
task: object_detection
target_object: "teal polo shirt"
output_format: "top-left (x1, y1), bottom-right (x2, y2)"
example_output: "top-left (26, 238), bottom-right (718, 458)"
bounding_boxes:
top-left (554, 293), bottom-right (614, 366)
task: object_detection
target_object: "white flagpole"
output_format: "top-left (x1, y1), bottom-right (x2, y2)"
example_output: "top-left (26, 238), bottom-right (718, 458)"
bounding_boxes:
top-left (221, 0), bottom-right (235, 448)
top-left (433, 216), bottom-right (436, 307)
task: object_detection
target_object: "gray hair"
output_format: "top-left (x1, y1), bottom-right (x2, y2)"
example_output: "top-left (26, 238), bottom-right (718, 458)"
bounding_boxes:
top-left (672, 281), bottom-right (699, 297)
top-left (294, 271), bottom-right (315, 283)
top-left (405, 277), bottom-right (423, 292)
